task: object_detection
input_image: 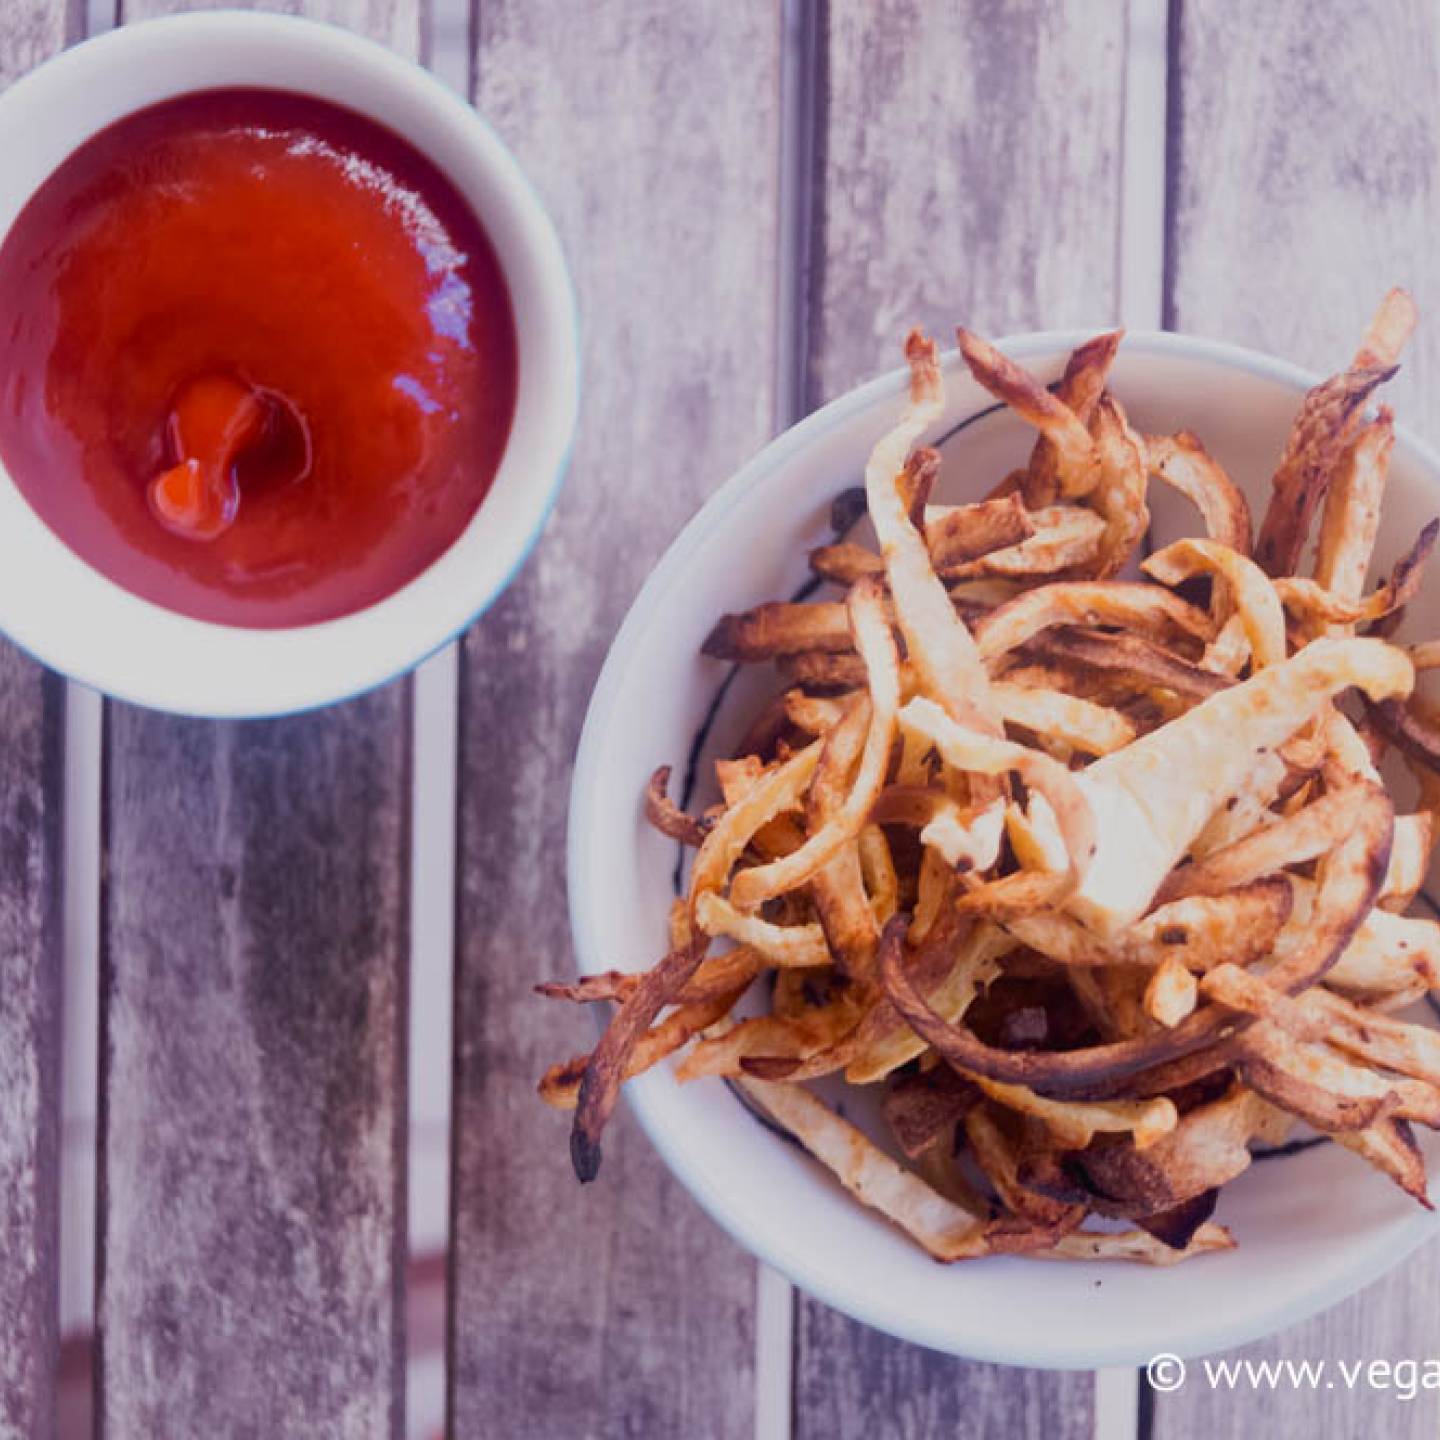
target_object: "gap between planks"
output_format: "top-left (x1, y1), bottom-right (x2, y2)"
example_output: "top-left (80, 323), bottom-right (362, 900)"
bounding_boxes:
top-left (754, 0), bottom-right (818, 1433)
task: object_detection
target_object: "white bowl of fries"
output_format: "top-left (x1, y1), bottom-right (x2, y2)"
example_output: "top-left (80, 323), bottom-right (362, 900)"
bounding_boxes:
top-left (562, 293), bottom-right (1440, 1367)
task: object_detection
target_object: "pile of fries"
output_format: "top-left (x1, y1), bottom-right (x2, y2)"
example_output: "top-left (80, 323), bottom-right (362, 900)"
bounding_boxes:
top-left (541, 291), bottom-right (1440, 1265)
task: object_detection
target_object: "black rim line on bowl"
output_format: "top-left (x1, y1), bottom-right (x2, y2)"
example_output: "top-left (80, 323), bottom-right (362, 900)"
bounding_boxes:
top-left (653, 384), bottom-right (1440, 1177)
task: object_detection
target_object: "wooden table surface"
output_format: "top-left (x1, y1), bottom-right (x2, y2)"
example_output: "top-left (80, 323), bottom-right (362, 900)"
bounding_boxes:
top-left (3, 2), bottom-right (1440, 1437)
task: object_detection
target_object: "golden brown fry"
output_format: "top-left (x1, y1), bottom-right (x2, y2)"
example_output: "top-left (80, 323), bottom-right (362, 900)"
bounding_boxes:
top-left (1083, 397), bottom-right (1150, 578)
top-left (883, 1067), bottom-right (980, 1159)
top-left (964, 1105), bottom-right (1086, 1227)
top-left (944, 505), bottom-right (1106, 580)
top-left (899, 697), bottom-right (1097, 902)
top-left (644, 764), bottom-right (709, 846)
top-left (1076, 1085), bottom-right (1276, 1213)
top-left (1004, 878), bottom-right (1293, 972)
top-left (975, 581), bottom-right (1215, 664)
top-left (1021, 628), bottom-right (1232, 703)
top-left (869, 331), bottom-right (1001, 735)
top-left (680, 991), bottom-right (867, 1081)
top-left (780, 650), bottom-right (868, 691)
top-left (810, 494), bottom-right (1036, 585)
top-left (973, 1078), bottom-right (1178, 1151)
top-left (1041, 1223), bottom-right (1236, 1265)
top-left (1255, 356), bottom-right (1397, 578)
top-left (1143, 538), bottom-right (1287, 669)
top-left (925, 492), bottom-right (1036, 569)
top-left (1069, 644), bottom-right (1407, 938)
top-left (1281, 517), bottom-right (1437, 635)
top-left (1144, 430), bottom-right (1253, 554)
top-left (736, 1076), bottom-right (1030, 1261)
top-left (703, 600), bottom-right (855, 661)
top-left (807, 693), bottom-right (881, 976)
top-left (694, 892), bottom-right (832, 967)
top-left (536, 947), bottom-right (761, 1008)
top-left (957, 327), bottom-right (1101, 500)
top-left (1336, 1119), bottom-right (1432, 1207)
top-left (1313, 407), bottom-right (1395, 618)
top-left (1144, 957), bottom-right (1198, 1028)
top-left (1162, 786), bottom-right (1375, 900)
top-left (1354, 287), bottom-right (1417, 369)
top-left (990, 680), bottom-right (1136, 755)
top-left (1023, 329), bottom-right (1122, 506)
top-left (730, 581), bottom-right (900, 910)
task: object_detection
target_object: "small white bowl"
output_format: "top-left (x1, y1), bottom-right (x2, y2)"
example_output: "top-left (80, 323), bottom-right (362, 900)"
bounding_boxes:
top-left (569, 331), bottom-right (1440, 1367)
top-left (0, 12), bottom-right (578, 716)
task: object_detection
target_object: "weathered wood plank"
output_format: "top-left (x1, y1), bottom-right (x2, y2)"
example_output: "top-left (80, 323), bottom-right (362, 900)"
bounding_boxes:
top-left (808, 0), bottom-right (1128, 408)
top-left (0, 17), bottom-right (73, 1440)
top-left (450, 4), bottom-right (782, 1436)
top-left (1155, 2), bottom-right (1440, 1433)
top-left (95, 3), bottom-right (418, 1437)
top-left (0, 657), bottom-right (63, 1440)
top-left (793, 2), bottom-right (1126, 1429)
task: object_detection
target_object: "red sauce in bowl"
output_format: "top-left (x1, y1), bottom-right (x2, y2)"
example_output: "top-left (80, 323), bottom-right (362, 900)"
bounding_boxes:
top-left (0, 89), bottom-right (518, 627)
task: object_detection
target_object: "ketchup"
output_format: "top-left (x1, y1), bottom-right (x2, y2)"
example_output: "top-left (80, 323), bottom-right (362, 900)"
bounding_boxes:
top-left (0, 89), bottom-right (518, 627)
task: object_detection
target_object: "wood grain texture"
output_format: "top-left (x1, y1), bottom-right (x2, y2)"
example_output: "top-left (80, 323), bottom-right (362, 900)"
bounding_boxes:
top-left (1156, 2), bottom-right (1440, 1433)
top-left (808, 0), bottom-right (1128, 406)
top-left (0, 17), bottom-right (71, 1440)
top-left (793, 2), bottom-right (1126, 1429)
top-left (449, 4), bottom-right (781, 1436)
top-left (95, 3), bottom-right (418, 1438)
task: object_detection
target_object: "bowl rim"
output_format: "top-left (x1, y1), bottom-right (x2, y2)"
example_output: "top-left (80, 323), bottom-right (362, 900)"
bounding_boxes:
top-left (0, 10), bottom-right (580, 717)
top-left (568, 326), bottom-right (1440, 1367)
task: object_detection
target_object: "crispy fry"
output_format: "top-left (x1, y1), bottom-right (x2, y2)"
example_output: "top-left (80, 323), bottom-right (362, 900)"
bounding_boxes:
top-left (870, 331), bottom-right (1001, 734)
top-left (1145, 431), bottom-right (1252, 554)
top-left (1041, 1223), bottom-right (1235, 1264)
top-left (1004, 879), bottom-right (1293, 972)
top-left (990, 680), bottom-right (1136, 755)
top-left (958, 327), bottom-right (1100, 500)
top-left (811, 493), bottom-right (1036, 585)
top-left (1336, 1119), bottom-right (1431, 1206)
top-left (1084, 397), bottom-right (1150, 578)
top-left (1354, 287), bottom-right (1417, 369)
top-left (1280, 517), bottom-right (1437, 631)
top-left (644, 764), bottom-right (709, 846)
top-left (1068, 643), bottom-right (1408, 937)
top-left (964, 1104), bottom-right (1086, 1226)
top-left (945, 505), bottom-right (1106, 580)
top-left (694, 892), bottom-right (832, 967)
top-left (1078, 1085), bottom-right (1276, 1213)
top-left (1022, 329), bottom-right (1121, 506)
top-left (900, 697), bottom-right (1097, 907)
top-left (703, 600), bottom-right (856, 661)
top-left (730, 581), bottom-right (900, 910)
top-left (975, 581), bottom-right (1215, 664)
top-left (1255, 349), bottom-right (1397, 577)
top-left (974, 1078), bottom-right (1178, 1151)
top-left (925, 492), bottom-right (1036, 569)
top-left (736, 1077), bottom-right (1022, 1261)
top-left (1144, 957), bottom-right (1198, 1027)
top-left (1143, 538), bottom-right (1286, 669)
top-left (1162, 786), bottom-right (1377, 901)
top-left (883, 1066), bottom-right (981, 1159)
top-left (1313, 408), bottom-right (1395, 619)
